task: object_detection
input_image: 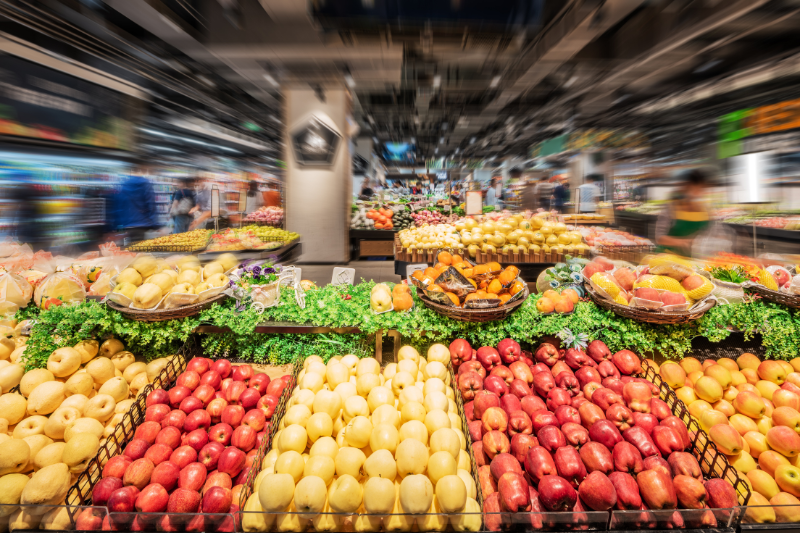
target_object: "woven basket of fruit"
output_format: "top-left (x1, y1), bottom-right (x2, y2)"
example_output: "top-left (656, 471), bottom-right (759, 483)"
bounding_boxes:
top-left (586, 284), bottom-right (714, 324)
top-left (743, 281), bottom-right (800, 309)
top-left (127, 229), bottom-right (213, 252)
top-left (106, 292), bottom-right (228, 322)
top-left (416, 285), bottom-right (528, 322)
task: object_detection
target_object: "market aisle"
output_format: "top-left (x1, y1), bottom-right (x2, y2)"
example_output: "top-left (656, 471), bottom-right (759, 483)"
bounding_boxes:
top-left (297, 260), bottom-right (401, 287)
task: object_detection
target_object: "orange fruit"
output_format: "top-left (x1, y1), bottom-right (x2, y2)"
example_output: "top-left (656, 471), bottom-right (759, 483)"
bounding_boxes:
top-left (475, 290), bottom-right (489, 299)
top-left (420, 275), bottom-right (435, 286)
top-left (426, 284), bottom-right (444, 293)
top-left (462, 268), bottom-right (474, 278)
top-left (498, 270), bottom-right (516, 286)
top-left (424, 267), bottom-right (438, 279)
top-left (411, 270), bottom-right (425, 281)
top-left (444, 292), bottom-right (460, 306)
top-left (488, 279), bottom-right (503, 294)
top-left (473, 264), bottom-right (490, 275)
top-left (498, 293), bottom-right (512, 304)
top-left (505, 265), bottom-right (520, 277)
top-left (437, 251), bottom-right (453, 265)
top-left (451, 254), bottom-right (464, 265)
top-left (479, 280), bottom-right (489, 290)
top-left (487, 262), bottom-right (502, 272)
top-left (509, 280), bottom-right (525, 296)
top-left (434, 262), bottom-right (448, 271)
top-left (464, 293), bottom-right (481, 303)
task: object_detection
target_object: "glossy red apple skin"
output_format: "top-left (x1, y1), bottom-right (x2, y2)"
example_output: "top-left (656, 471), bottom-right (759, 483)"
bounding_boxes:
top-left (643, 455), bottom-right (672, 478)
top-left (623, 425), bottom-right (660, 458)
top-left (145, 404), bottom-right (171, 424)
top-left (538, 425), bottom-right (567, 454)
top-left (533, 371), bottom-right (556, 398)
top-left (562, 422), bottom-right (590, 449)
top-left (484, 375), bottom-right (509, 397)
top-left (603, 377), bottom-right (625, 395)
top-left (209, 423), bottom-right (234, 446)
top-left (575, 366), bottom-right (603, 389)
top-left (107, 485), bottom-right (140, 513)
top-left (476, 346), bottom-right (502, 370)
top-left (612, 350), bottom-right (641, 376)
top-left (203, 471), bottom-right (233, 494)
top-left (200, 370), bottom-right (222, 389)
top-left (256, 395), bottom-right (279, 419)
top-left (187, 357), bottom-right (210, 375)
top-left (531, 409), bottom-right (560, 433)
top-left (608, 471), bottom-right (642, 509)
top-left (660, 416), bottom-right (691, 449)
top-left (151, 461), bottom-right (180, 492)
top-left (606, 404), bottom-right (635, 431)
top-left (587, 340), bottom-right (612, 363)
top-left (146, 389), bottom-right (170, 407)
top-left (144, 443), bottom-right (173, 466)
top-left (232, 425), bottom-right (258, 452)
top-left (510, 433), bottom-right (538, 463)
top-left (239, 388), bottom-right (262, 410)
top-left (177, 370), bottom-right (201, 391)
top-left (538, 474), bottom-right (578, 511)
top-left (547, 387), bottom-right (573, 412)
top-left (183, 428), bottom-right (210, 452)
top-left (521, 395), bottom-right (547, 419)
top-left (218, 446), bottom-right (247, 477)
top-left (473, 390), bottom-right (501, 420)
top-left (482, 430), bottom-right (511, 459)
top-left (652, 426), bottom-right (685, 456)
top-left (498, 471), bottom-right (530, 512)
top-left (207, 398), bottom-right (229, 424)
top-left (179, 395), bottom-right (205, 415)
top-left (450, 338), bottom-right (473, 368)
top-left (473, 442), bottom-right (489, 467)
top-left (705, 478), bottom-right (738, 509)
top-left (650, 398), bottom-right (673, 420)
top-left (134, 421), bottom-right (162, 444)
top-left (554, 445), bottom-right (587, 488)
top-left (458, 372), bottom-right (484, 401)
top-left (185, 409), bottom-right (212, 433)
top-left (124, 439), bottom-right (151, 461)
top-left (598, 360), bottom-right (621, 379)
top-left (592, 388), bottom-right (624, 411)
top-left (75, 508), bottom-right (104, 531)
top-left (468, 420), bottom-right (483, 442)
top-left (565, 348), bottom-right (596, 370)
top-left (168, 386), bottom-right (192, 409)
top-left (483, 491), bottom-right (506, 532)
top-left (497, 338), bottom-right (522, 365)
top-left (508, 410), bottom-right (533, 436)
top-left (249, 373), bottom-right (270, 393)
top-left (489, 452), bottom-right (523, 481)
top-left (193, 384), bottom-right (216, 407)
top-left (123, 458), bottom-right (155, 490)
top-left (93, 477), bottom-right (123, 506)
top-left (668, 451), bottom-right (702, 479)
top-left (242, 409), bottom-right (266, 431)
top-left (162, 410), bottom-right (186, 431)
top-left (199, 441), bottom-right (226, 470)
top-left (155, 426), bottom-right (182, 450)
top-left (589, 420), bottom-right (623, 450)
top-left (524, 445), bottom-right (557, 485)
top-left (458, 360), bottom-right (486, 380)
top-left (612, 441), bottom-right (644, 475)
top-left (221, 405), bottom-right (246, 428)
top-left (500, 394), bottom-right (522, 416)
top-left (637, 469), bottom-right (677, 510)
top-left (555, 372), bottom-right (581, 396)
top-left (103, 455), bottom-right (133, 479)
top-left (211, 359), bottom-right (232, 379)
top-left (136, 483), bottom-right (170, 513)
top-left (580, 441), bottom-right (613, 475)
top-left (535, 343), bottom-right (560, 366)
top-left (578, 402), bottom-right (606, 429)
top-left (232, 364), bottom-right (254, 382)
top-left (632, 412), bottom-right (659, 434)
top-left (168, 487), bottom-right (202, 513)
top-left (179, 462), bottom-right (208, 492)
top-left (509, 361), bottom-right (534, 384)
top-left (169, 445), bottom-right (198, 470)
top-left (579, 471), bottom-right (617, 511)
top-left (225, 381), bottom-right (247, 405)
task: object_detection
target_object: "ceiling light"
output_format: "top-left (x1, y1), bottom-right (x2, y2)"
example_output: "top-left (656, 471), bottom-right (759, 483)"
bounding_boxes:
top-left (264, 74), bottom-right (278, 86)
top-left (564, 75), bottom-right (578, 88)
top-left (693, 59), bottom-right (722, 74)
top-left (410, 137), bottom-right (416, 143)
top-left (440, 137), bottom-right (444, 144)
top-left (612, 93), bottom-right (631, 105)
top-left (490, 75), bottom-right (501, 88)
top-left (455, 148), bottom-right (460, 154)
top-left (433, 75), bottom-right (441, 88)
top-left (470, 137), bottom-right (476, 144)
top-left (344, 73), bottom-right (356, 88)
top-left (372, 136), bottom-right (379, 143)
top-left (441, 123), bottom-right (448, 131)
top-left (435, 148), bottom-right (439, 154)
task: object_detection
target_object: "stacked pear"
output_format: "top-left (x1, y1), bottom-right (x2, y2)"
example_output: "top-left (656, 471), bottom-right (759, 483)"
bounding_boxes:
top-left (0, 337), bottom-right (172, 530)
top-left (248, 346), bottom-right (480, 533)
top-left (659, 354), bottom-right (800, 523)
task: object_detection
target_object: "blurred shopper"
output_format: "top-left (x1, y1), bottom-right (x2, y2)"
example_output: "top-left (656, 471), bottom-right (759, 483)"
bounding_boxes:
top-left (113, 169), bottom-right (158, 244)
top-left (170, 178), bottom-right (196, 234)
top-left (655, 169), bottom-right (710, 256)
top-left (521, 178), bottom-right (538, 212)
top-left (577, 175), bottom-right (601, 213)
top-left (486, 178), bottom-right (500, 208)
top-left (264, 182), bottom-right (281, 207)
top-left (189, 179), bottom-right (229, 230)
top-left (245, 181), bottom-right (264, 214)
top-left (409, 182), bottom-right (422, 195)
top-left (9, 178), bottom-right (43, 246)
top-left (535, 176), bottom-right (554, 210)
top-left (358, 179), bottom-right (375, 199)
top-left (553, 178), bottom-right (570, 213)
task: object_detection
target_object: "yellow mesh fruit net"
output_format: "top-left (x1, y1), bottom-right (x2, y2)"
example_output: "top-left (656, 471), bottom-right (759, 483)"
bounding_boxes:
top-left (635, 275), bottom-right (685, 293)
top-left (614, 293), bottom-right (629, 306)
top-left (590, 272), bottom-right (620, 298)
top-left (685, 277), bottom-right (714, 300)
top-left (648, 254), bottom-right (694, 270)
top-left (757, 269), bottom-right (778, 290)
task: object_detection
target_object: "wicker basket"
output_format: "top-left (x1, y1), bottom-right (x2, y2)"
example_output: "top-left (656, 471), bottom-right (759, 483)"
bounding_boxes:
top-left (415, 286), bottom-right (529, 322)
top-left (106, 293), bottom-right (227, 322)
top-left (744, 281), bottom-right (800, 309)
top-left (585, 284), bottom-right (715, 324)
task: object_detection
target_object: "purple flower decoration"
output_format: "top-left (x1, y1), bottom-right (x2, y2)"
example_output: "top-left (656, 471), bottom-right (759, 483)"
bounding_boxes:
top-left (252, 266), bottom-right (262, 276)
top-left (263, 267), bottom-right (275, 275)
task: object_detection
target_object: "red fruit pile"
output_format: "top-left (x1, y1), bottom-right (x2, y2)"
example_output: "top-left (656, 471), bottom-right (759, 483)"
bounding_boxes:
top-left (452, 338), bottom-right (738, 529)
top-left (87, 358), bottom-right (291, 531)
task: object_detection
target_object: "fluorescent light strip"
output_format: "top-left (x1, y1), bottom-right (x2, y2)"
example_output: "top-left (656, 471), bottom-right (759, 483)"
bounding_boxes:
top-left (139, 127), bottom-right (242, 154)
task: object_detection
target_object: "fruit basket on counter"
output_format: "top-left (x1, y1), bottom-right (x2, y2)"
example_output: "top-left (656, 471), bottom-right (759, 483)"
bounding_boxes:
top-left (410, 253), bottom-right (529, 322)
top-left (127, 230), bottom-right (213, 253)
top-left (742, 264), bottom-right (800, 309)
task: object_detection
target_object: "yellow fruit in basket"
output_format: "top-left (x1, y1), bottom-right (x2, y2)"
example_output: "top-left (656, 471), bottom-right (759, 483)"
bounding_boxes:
top-left (682, 275), bottom-right (714, 300)
top-left (590, 273), bottom-right (620, 299)
top-left (146, 273), bottom-right (174, 293)
top-left (558, 233), bottom-right (572, 245)
top-left (195, 282), bottom-right (211, 295)
top-left (216, 253), bottom-right (239, 271)
top-left (160, 268), bottom-right (178, 283)
top-left (363, 476), bottom-right (396, 514)
top-left (757, 269), bottom-right (779, 290)
top-left (168, 283), bottom-right (194, 296)
top-left (614, 293), bottom-right (628, 306)
top-left (206, 273), bottom-right (229, 289)
top-left (132, 283), bottom-right (162, 309)
top-left (176, 270), bottom-right (200, 286)
top-left (399, 474), bottom-right (434, 514)
top-left (130, 256), bottom-right (158, 278)
top-left (203, 262), bottom-right (225, 279)
top-left (117, 268), bottom-right (142, 286)
top-left (179, 262), bottom-right (201, 274)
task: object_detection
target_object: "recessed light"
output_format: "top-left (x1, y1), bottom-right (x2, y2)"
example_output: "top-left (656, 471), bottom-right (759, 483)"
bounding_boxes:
top-left (490, 75), bottom-right (501, 88)
top-left (433, 75), bottom-right (441, 88)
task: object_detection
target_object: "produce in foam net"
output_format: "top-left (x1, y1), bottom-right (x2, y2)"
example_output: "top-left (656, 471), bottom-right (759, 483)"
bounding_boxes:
top-left (246, 347), bottom-right (480, 532)
top-left (657, 353), bottom-right (800, 524)
top-left (0, 338), bottom-right (174, 530)
top-left (449, 337), bottom-right (738, 530)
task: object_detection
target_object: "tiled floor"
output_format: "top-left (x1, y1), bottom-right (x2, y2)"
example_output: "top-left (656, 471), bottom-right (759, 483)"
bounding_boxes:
top-left (294, 260), bottom-right (401, 286)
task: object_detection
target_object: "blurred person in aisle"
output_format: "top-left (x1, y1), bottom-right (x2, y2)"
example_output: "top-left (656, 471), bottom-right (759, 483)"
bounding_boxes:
top-left (189, 178), bottom-right (229, 229)
top-left (112, 166), bottom-right (158, 244)
top-left (485, 177), bottom-right (500, 208)
top-left (409, 182), bottom-right (422, 195)
top-left (577, 175), bottom-right (602, 213)
top-left (8, 176), bottom-right (44, 247)
top-left (263, 182), bottom-right (281, 207)
top-left (553, 178), bottom-right (570, 213)
top-left (392, 180), bottom-right (406, 196)
top-left (450, 183), bottom-right (462, 204)
top-left (170, 177), bottom-right (197, 234)
top-left (521, 177), bottom-right (538, 212)
top-left (245, 181), bottom-right (264, 214)
top-left (358, 179), bottom-right (375, 199)
top-left (655, 169), bottom-right (710, 257)
top-left (535, 176), bottom-right (554, 211)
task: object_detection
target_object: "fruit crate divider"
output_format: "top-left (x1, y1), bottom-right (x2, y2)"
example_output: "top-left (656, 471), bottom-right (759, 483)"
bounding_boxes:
top-left (237, 354), bottom-right (300, 512)
top-left (65, 337), bottom-right (194, 525)
top-left (639, 360), bottom-right (752, 507)
top-left (448, 362), bottom-right (485, 509)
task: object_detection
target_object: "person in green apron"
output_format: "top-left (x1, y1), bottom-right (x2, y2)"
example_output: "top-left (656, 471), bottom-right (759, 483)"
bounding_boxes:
top-left (655, 170), bottom-right (710, 257)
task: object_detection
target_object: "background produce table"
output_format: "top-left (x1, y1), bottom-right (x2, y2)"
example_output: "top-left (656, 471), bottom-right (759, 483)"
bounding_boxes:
top-left (393, 258), bottom-right (556, 288)
top-left (197, 239), bottom-right (302, 263)
top-left (349, 228), bottom-right (396, 259)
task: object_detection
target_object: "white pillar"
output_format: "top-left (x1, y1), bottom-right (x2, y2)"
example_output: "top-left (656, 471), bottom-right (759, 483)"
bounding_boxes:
top-left (284, 88), bottom-right (352, 262)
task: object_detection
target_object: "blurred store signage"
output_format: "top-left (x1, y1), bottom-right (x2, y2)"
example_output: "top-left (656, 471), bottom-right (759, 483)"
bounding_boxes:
top-left (291, 115), bottom-right (340, 166)
top-left (530, 129), bottom-right (649, 158)
top-left (0, 54), bottom-right (136, 150)
top-left (719, 97), bottom-right (800, 158)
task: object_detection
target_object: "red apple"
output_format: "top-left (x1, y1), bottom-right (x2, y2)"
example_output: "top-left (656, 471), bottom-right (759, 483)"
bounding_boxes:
top-left (187, 357), bottom-right (211, 375)
top-left (537, 425), bottom-right (566, 453)
top-left (182, 428), bottom-right (208, 452)
top-left (650, 398), bottom-right (672, 421)
top-left (508, 410), bottom-right (533, 436)
top-left (575, 366), bottom-right (603, 389)
top-left (578, 402), bottom-right (606, 429)
top-left (668, 451), bottom-right (702, 479)
top-left (546, 387), bottom-right (572, 412)
top-left (200, 370), bottom-right (222, 390)
top-left (464, 401), bottom-right (474, 421)
top-left (490, 452), bottom-right (524, 480)
top-left (632, 412), bottom-right (659, 434)
top-left (146, 389), bottom-right (170, 407)
top-left (562, 422), bottom-right (590, 449)
top-left (660, 416), bottom-right (691, 450)
top-left (107, 485), bottom-right (140, 513)
top-left (473, 442), bottom-right (489, 467)
top-left (124, 439), bottom-right (151, 461)
top-left (612, 350), bottom-right (641, 376)
top-left (162, 410), bottom-right (186, 432)
top-left (572, 395), bottom-right (588, 409)
top-left (179, 395), bottom-right (205, 415)
top-left (579, 471), bottom-right (617, 511)
top-left (224, 381), bottom-right (247, 405)
top-left (93, 477), bottom-right (123, 506)
top-left (580, 441), bottom-right (613, 474)
top-left (603, 377), bottom-right (625, 395)
top-left (482, 430), bottom-right (511, 459)
top-left (221, 405), bottom-right (245, 428)
top-left (134, 421), bottom-right (162, 445)
top-left (256, 394), bottom-right (279, 419)
top-left (509, 378), bottom-right (532, 399)
top-left (555, 372), bottom-right (581, 396)
top-left (473, 390), bottom-right (501, 420)
top-left (151, 461), bottom-right (180, 492)
top-left (144, 443), bottom-right (173, 466)
top-left (500, 394), bottom-right (522, 416)
top-left (623, 382), bottom-right (653, 413)
top-left (490, 366), bottom-right (514, 386)
top-left (211, 359), bottom-right (232, 379)
top-left (450, 339), bottom-right (473, 368)
top-left (589, 420), bottom-right (623, 450)
top-left (155, 426), bottom-right (182, 450)
top-left (459, 360), bottom-right (486, 380)
top-left (538, 475), bottom-right (578, 511)
top-left (458, 371), bottom-right (484, 401)
top-left (551, 361), bottom-right (573, 378)
top-left (554, 405), bottom-right (580, 426)
top-left (168, 386), bottom-right (192, 409)
top-left (468, 420), bottom-right (483, 442)
top-left (193, 384), bottom-right (216, 407)
top-left (510, 433), bottom-right (538, 463)
top-left (239, 388), bottom-right (262, 410)
top-left (145, 404), bottom-right (170, 424)
top-left (583, 382), bottom-right (603, 401)
top-left (209, 423), bottom-right (234, 446)
top-left (643, 455), bottom-right (672, 478)
top-left (179, 462), bottom-right (208, 491)
top-left (608, 471), bottom-right (642, 510)
top-left (483, 491), bottom-right (505, 532)
top-left (535, 343), bottom-right (560, 366)
top-left (177, 370), bottom-right (201, 391)
top-left (554, 445), bottom-right (587, 488)
top-left (103, 455), bottom-right (132, 479)
top-left (533, 371), bottom-right (556, 398)
top-left (249, 373), bottom-right (270, 393)
top-left (123, 458), bottom-right (155, 490)
top-left (598, 360), bottom-right (621, 379)
top-left (136, 483), bottom-right (169, 513)
top-left (587, 340), bottom-right (612, 363)
top-left (232, 425), bottom-right (258, 452)
top-left (704, 478), bottom-right (737, 509)
top-left (218, 446), bottom-right (247, 477)
top-left (652, 426), bottom-right (684, 456)
top-left (168, 487), bottom-right (202, 513)
top-left (185, 409), bottom-right (212, 433)
top-left (524, 445), bottom-right (557, 484)
top-left (498, 471), bottom-right (530, 511)
top-left (207, 398), bottom-right (229, 423)
top-left (477, 346), bottom-right (502, 370)
top-left (242, 409), bottom-right (266, 432)
top-left (232, 364), bottom-right (254, 382)
top-left (565, 348), bottom-right (596, 370)
top-left (637, 469), bottom-right (677, 509)
top-left (497, 339), bottom-right (522, 365)
top-left (509, 360), bottom-right (534, 384)
top-left (169, 445), bottom-right (198, 470)
top-left (532, 362), bottom-right (552, 375)
top-left (623, 426), bottom-right (660, 458)
top-left (606, 404), bottom-right (635, 431)
top-left (75, 508), bottom-right (105, 531)
top-left (199, 441), bottom-right (226, 470)
top-left (484, 375), bottom-right (509, 397)
top-left (612, 441), bottom-right (644, 475)
top-left (521, 395), bottom-right (547, 419)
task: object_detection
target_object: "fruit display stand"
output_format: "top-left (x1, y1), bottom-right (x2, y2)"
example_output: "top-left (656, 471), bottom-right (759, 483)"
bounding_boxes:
top-left (394, 236), bottom-right (590, 265)
top-left (585, 283), bottom-right (716, 325)
top-left (743, 280), bottom-right (800, 310)
top-left (350, 229), bottom-right (397, 260)
top-left (198, 239), bottom-right (302, 264)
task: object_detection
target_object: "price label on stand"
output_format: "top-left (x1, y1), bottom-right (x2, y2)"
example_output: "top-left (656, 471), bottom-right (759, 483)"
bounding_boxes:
top-left (466, 191), bottom-right (483, 215)
top-left (211, 188), bottom-right (220, 218)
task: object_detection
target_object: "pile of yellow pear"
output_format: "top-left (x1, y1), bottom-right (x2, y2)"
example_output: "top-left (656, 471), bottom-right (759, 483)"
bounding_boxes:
top-left (659, 354), bottom-right (800, 523)
top-left (245, 345), bottom-right (480, 532)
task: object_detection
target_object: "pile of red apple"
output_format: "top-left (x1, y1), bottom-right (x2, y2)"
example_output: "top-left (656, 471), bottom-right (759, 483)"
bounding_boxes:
top-left (452, 338), bottom-right (740, 530)
top-left (77, 358), bottom-right (292, 531)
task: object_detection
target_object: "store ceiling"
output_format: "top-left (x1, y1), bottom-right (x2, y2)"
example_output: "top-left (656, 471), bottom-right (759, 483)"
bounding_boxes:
top-left (3, 0), bottom-right (800, 164)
